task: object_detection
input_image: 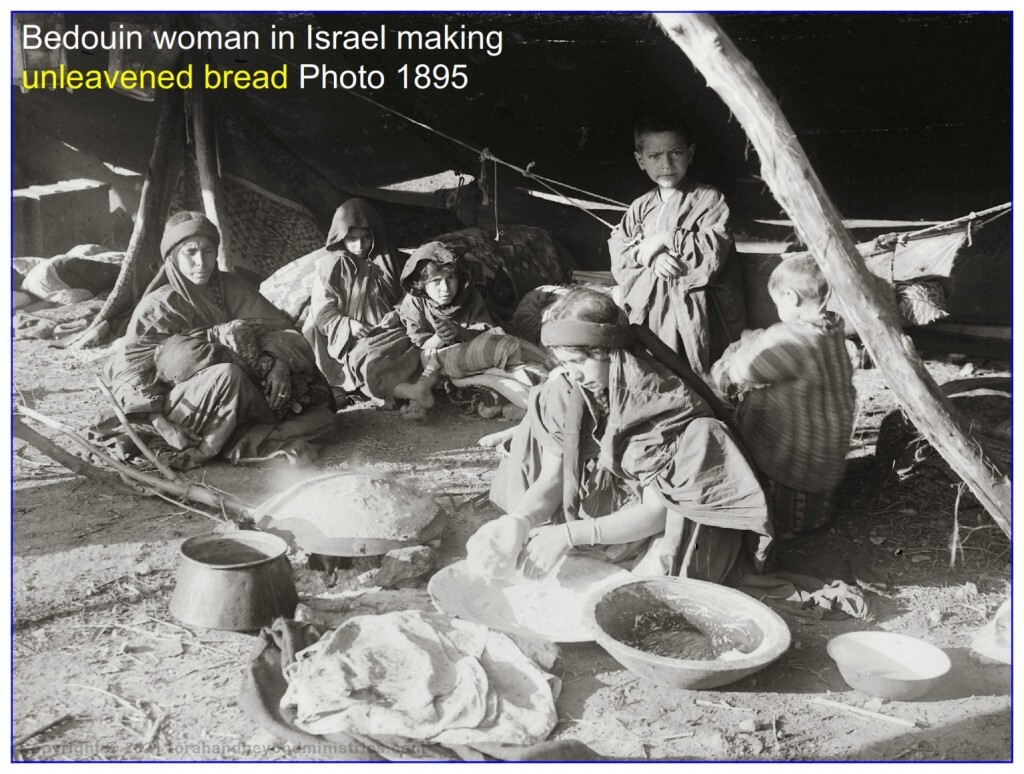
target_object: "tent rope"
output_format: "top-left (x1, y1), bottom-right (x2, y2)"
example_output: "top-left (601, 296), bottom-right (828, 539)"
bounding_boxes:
top-left (342, 89), bottom-right (627, 228)
top-left (900, 202), bottom-right (1010, 242)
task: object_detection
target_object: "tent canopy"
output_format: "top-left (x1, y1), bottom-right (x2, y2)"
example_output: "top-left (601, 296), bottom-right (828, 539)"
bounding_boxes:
top-left (14, 11), bottom-right (1011, 222)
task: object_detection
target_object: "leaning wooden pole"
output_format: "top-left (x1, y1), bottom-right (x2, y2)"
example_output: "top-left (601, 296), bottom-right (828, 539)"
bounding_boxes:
top-left (190, 80), bottom-right (233, 271)
top-left (72, 89), bottom-right (185, 347)
top-left (654, 13), bottom-right (1010, 536)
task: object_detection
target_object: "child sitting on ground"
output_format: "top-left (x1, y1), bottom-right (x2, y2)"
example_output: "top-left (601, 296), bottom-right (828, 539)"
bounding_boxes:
top-left (303, 198), bottom-right (403, 400)
top-left (393, 241), bottom-right (550, 422)
top-left (711, 255), bottom-right (856, 537)
top-left (608, 112), bottom-right (745, 380)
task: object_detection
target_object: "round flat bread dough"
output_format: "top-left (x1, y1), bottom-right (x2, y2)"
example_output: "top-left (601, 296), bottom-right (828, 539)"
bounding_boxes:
top-left (429, 556), bottom-right (631, 643)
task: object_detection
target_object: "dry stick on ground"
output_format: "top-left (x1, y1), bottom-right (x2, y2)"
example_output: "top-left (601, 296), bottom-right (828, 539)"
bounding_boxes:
top-left (94, 376), bottom-right (179, 482)
top-left (14, 418), bottom-right (138, 493)
top-left (69, 683), bottom-right (147, 717)
top-left (810, 698), bottom-right (924, 729)
top-left (149, 489), bottom-right (230, 524)
top-left (654, 13), bottom-right (1010, 538)
top-left (13, 714), bottom-right (77, 748)
top-left (15, 405), bottom-right (253, 520)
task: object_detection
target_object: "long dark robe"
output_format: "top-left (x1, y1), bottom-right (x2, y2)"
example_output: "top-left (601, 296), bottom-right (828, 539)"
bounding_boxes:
top-left (96, 254), bottom-right (335, 469)
top-left (302, 199), bottom-right (403, 392)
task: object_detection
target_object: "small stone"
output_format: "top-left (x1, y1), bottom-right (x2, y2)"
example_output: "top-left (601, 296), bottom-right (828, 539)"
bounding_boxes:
top-left (132, 561), bottom-right (152, 576)
top-left (957, 363), bottom-right (977, 377)
top-left (927, 609), bottom-right (944, 626)
top-left (911, 554), bottom-right (930, 563)
top-left (737, 719), bottom-right (758, 734)
top-left (247, 729), bottom-right (282, 752)
top-left (353, 568), bottom-right (379, 587)
top-left (959, 582), bottom-right (979, 599)
top-left (374, 546), bottom-right (437, 589)
top-left (869, 536), bottom-right (885, 545)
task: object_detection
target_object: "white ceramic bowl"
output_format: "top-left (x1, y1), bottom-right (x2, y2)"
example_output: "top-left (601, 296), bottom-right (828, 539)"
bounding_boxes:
top-left (827, 631), bottom-right (951, 700)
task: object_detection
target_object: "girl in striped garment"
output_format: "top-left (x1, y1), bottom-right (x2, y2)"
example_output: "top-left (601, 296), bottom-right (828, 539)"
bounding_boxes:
top-left (712, 255), bottom-right (857, 537)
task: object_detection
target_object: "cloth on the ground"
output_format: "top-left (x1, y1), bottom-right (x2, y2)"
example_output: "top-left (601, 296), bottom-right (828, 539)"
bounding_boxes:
top-left (13, 256), bottom-right (47, 287)
top-left (280, 610), bottom-right (558, 747)
top-left (13, 290), bottom-right (35, 310)
top-left (607, 178), bottom-right (745, 376)
top-left (711, 312), bottom-right (856, 495)
top-left (970, 599), bottom-right (1010, 665)
top-left (22, 253), bottom-right (124, 303)
top-left (301, 199), bottom-right (404, 392)
top-left (239, 617), bottom-right (599, 761)
top-left (13, 297), bottom-right (107, 340)
top-left (730, 569), bottom-right (874, 621)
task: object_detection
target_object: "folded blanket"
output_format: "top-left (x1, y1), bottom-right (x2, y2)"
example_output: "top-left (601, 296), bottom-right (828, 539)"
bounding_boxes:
top-left (280, 610), bottom-right (559, 748)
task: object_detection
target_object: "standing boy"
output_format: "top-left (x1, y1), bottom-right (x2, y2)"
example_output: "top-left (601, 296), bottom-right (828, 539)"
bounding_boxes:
top-left (608, 113), bottom-right (745, 377)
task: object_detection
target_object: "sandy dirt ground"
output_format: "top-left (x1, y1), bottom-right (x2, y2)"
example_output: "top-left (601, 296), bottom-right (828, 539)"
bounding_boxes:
top-left (11, 336), bottom-right (1011, 763)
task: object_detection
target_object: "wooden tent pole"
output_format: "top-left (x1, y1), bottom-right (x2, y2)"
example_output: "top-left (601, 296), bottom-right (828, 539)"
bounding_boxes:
top-left (190, 75), bottom-right (233, 271)
top-left (654, 13), bottom-right (1010, 536)
top-left (72, 90), bottom-right (185, 347)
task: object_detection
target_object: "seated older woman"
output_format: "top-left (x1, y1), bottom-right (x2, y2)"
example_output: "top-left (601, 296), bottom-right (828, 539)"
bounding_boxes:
top-left (94, 211), bottom-right (336, 470)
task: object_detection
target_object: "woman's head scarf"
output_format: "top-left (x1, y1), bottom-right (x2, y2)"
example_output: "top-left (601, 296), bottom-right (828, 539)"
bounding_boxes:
top-left (145, 211), bottom-right (230, 325)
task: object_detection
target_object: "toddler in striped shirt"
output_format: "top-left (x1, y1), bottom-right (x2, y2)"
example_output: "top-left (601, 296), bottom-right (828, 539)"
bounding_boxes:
top-left (712, 255), bottom-right (857, 537)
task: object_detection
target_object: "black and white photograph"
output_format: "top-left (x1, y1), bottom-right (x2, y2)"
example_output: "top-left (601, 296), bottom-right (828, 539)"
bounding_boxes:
top-left (9, 6), bottom-right (1013, 765)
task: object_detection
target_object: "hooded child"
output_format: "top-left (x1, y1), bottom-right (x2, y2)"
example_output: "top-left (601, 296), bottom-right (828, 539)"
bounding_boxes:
top-left (303, 198), bottom-right (404, 396)
top-left (392, 241), bottom-right (550, 422)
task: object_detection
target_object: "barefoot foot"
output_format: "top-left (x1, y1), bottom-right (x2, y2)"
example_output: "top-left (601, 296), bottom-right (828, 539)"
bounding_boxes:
top-left (399, 401), bottom-right (429, 424)
top-left (393, 375), bottom-right (437, 409)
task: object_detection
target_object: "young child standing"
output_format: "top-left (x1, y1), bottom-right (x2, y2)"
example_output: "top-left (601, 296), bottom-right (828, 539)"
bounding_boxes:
top-left (608, 113), bottom-right (745, 379)
top-left (712, 255), bottom-right (856, 537)
top-left (392, 241), bottom-right (549, 421)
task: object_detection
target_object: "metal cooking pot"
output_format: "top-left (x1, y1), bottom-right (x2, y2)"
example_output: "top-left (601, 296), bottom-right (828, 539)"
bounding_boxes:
top-left (169, 530), bottom-right (298, 631)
